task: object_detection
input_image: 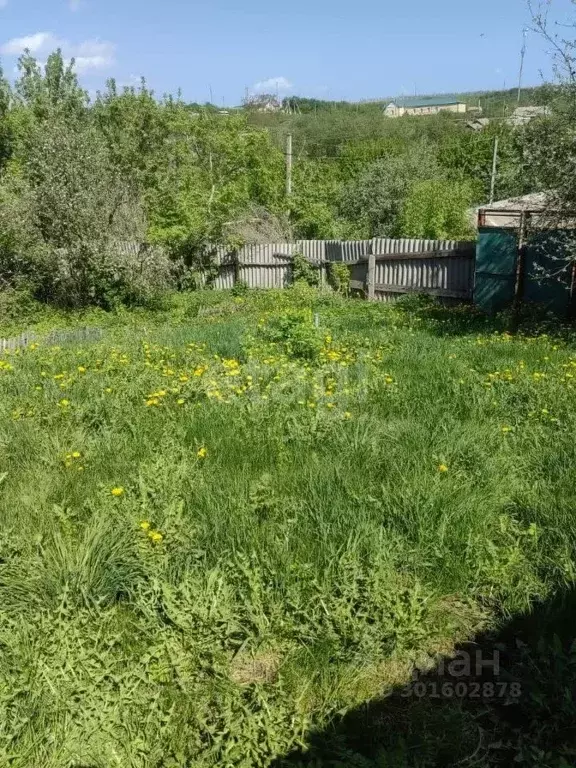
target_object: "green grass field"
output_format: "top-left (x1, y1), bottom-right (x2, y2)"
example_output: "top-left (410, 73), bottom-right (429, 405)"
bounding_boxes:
top-left (2, 287), bottom-right (576, 767)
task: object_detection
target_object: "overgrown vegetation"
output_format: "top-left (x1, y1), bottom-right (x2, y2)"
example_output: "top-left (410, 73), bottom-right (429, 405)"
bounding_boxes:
top-left (2, 289), bottom-right (576, 766)
top-left (0, 44), bottom-right (564, 311)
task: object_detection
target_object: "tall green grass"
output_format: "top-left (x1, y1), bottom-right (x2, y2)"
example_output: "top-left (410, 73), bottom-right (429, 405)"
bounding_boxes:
top-left (1, 288), bottom-right (575, 766)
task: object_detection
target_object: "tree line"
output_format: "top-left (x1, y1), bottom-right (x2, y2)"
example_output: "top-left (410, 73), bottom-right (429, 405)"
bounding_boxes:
top-left (0, 36), bottom-right (571, 310)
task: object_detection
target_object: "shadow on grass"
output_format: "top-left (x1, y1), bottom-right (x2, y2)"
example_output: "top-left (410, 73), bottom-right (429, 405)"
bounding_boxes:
top-left (272, 587), bottom-right (576, 767)
top-left (394, 297), bottom-right (576, 341)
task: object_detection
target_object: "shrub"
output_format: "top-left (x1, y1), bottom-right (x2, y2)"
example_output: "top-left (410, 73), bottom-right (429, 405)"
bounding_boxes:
top-left (231, 279), bottom-right (249, 296)
top-left (259, 309), bottom-right (323, 360)
top-left (328, 262), bottom-right (351, 295)
top-left (291, 252), bottom-right (319, 287)
top-left (0, 117), bottom-right (173, 308)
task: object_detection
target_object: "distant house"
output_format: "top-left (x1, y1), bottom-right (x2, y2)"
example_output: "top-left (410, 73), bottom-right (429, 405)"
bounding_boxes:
top-left (243, 94), bottom-right (282, 113)
top-left (384, 96), bottom-right (467, 118)
top-left (507, 106), bottom-right (551, 127)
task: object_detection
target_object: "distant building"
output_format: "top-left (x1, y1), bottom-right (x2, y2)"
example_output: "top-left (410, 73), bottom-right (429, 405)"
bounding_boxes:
top-left (384, 96), bottom-right (467, 118)
top-left (507, 106), bottom-right (551, 127)
top-left (243, 94), bottom-right (282, 113)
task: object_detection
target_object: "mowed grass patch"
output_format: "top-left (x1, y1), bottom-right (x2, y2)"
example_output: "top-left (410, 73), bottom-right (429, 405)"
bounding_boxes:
top-left (1, 290), bottom-right (576, 766)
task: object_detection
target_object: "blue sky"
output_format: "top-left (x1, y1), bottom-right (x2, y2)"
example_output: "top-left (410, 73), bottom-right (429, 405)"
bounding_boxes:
top-left (0, 0), bottom-right (572, 103)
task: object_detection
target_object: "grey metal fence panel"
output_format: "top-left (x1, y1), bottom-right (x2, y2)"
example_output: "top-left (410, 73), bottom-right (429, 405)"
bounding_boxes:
top-left (101, 237), bottom-right (475, 298)
top-left (349, 261), bottom-right (368, 293)
top-left (325, 241), bottom-right (345, 262)
top-left (341, 240), bottom-right (371, 262)
top-left (0, 327), bottom-right (103, 352)
top-left (372, 240), bottom-right (475, 302)
top-left (213, 266), bottom-right (236, 290)
top-left (297, 240), bottom-right (326, 263)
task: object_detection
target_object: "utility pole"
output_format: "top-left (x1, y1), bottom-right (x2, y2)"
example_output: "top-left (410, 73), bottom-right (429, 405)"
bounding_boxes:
top-left (285, 134), bottom-right (293, 197)
top-left (517, 28), bottom-right (527, 105)
top-left (490, 136), bottom-right (499, 205)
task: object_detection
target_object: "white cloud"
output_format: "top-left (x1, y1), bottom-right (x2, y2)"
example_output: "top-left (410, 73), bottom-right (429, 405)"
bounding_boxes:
top-left (1, 32), bottom-right (58, 55)
top-left (252, 76), bottom-right (293, 94)
top-left (71, 39), bottom-right (116, 71)
top-left (73, 54), bottom-right (112, 73)
top-left (0, 32), bottom-right (116, 73)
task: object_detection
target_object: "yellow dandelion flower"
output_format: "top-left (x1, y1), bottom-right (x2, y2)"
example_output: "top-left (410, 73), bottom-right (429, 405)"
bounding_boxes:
top-left (344, 411), bottom-right (352, 419)
top-left (438, 464), bottom-right (449, 473)
top-left (177, 398), bottom-right (185, 405)
top-left (140, 521), bottom-right (151, 531)
top-left (197, 446), bottom-right (208, 459)
top-left (149, 530), bottom-right (164, 543)
top-left (501, 426), bottom-right (513, 434)
top-left (59, 399), bottom-right (70, 407)
top-left (71, 451), bottom-right (81, 459)
top-left (78, 366), bottom-right (87, 374)
top-left (111, 487), bottom-right (124, 497)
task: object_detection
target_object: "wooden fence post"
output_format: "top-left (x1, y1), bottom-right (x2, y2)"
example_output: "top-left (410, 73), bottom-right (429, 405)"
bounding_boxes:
top-left (366, 252), bottom-right (376, 300)
top-left (233, 249), bottom-right (240, 286)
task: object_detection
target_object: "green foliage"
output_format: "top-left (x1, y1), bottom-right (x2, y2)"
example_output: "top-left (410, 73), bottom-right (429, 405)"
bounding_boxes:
top-left (0, 114), bottom-right (168, 308)
top-left (339, 143), bottom-right (441, 237)
top-left (399, 178), bottom-right (475, 239)
top-left (291, 252), bottom-right (320, 287)
top-left (13, 50), bottom-right (88, 124)
top-left (0, 46), bottom-right (556, 309)
top-left (259, 307), bottom-right (323, 359)
top-left (328, 261), bottom-right (351, 295)
top-left (231, 279), bottom-right (249, 296)
top-left (147, 110), bottom-right (284, 254)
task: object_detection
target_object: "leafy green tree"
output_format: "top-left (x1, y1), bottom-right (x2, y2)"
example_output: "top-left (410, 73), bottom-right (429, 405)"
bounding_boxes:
top-left (437, 125), bottom-right (530, 204)
top-left (92, 78), bottom-right (166, 195)
top-left (13, 50), bottom-right (87, 123)
top-left (291, 159), bottom-right (342, 239)
top-left (338, 143), bottom-right (440, 237)
top-left (0, 115), bottom-right (166, 306)
top-left (147, 111), bottom-right (284, 256)
top-left (399, 179), bottom-right (475, 239)
top-left (0, 64), bottom-right (12, 172)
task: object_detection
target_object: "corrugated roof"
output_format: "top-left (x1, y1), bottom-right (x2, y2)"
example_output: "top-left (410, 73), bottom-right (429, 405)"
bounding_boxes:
top-left (390, 96), bottom-right (464, 108)
top-left (481, 192), bottom-right (552, 212)
top-left (472, 192), bottom-right (563, 229)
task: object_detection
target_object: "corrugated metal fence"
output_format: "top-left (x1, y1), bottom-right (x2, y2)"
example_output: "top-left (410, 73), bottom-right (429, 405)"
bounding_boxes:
top-left (0, 327), bottom-right (103, 353)
top-left (369, 238), bottom-right (475, 302)
top-left (211, 238), bottom-right (475, 301)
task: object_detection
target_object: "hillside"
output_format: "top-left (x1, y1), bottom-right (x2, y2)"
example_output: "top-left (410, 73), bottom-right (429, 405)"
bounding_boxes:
top-left (262, 84), bottom-right (552, 119)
